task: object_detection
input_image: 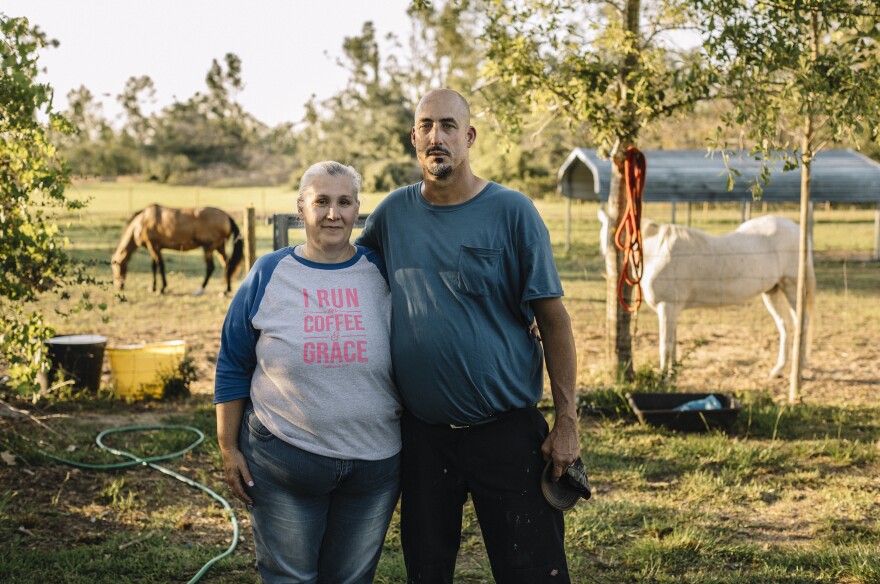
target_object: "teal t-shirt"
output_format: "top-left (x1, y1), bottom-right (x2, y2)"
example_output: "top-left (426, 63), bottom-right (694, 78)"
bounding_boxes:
top-left (357, 181), bottom-right (563, 425)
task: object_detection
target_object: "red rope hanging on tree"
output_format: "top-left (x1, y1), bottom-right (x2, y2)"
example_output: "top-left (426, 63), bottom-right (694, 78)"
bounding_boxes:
top-left (614, 147), bottom-right (646, 312)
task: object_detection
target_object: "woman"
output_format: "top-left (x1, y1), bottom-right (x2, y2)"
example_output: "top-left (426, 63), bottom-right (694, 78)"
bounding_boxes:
top-left (214, 161), bottom-right (401, 583)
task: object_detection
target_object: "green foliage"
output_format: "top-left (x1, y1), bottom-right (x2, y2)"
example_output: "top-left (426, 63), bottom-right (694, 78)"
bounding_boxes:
top-left (696, 0), bottom-right (880, 194)
top-left (158, 354), bottom-right (198, 400)
top-left (0, 16), bottom-right (99, 385)
top-left (480, 0), bottom-right (715, 155)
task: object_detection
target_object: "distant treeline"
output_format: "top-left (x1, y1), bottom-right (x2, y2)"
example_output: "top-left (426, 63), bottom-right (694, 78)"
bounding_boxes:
top-left (51, 7), bottom-right (523, 192)
top-left (46, 6), bottom-right (594, 195)
top-left (53, 3), bottom-right (880, 196)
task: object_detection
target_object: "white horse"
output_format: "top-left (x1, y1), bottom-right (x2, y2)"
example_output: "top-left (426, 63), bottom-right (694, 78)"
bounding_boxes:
top-left (598, 208), bottom-right (815, 378)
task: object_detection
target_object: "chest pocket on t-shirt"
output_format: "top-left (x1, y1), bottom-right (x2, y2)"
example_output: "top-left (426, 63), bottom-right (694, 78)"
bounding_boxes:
top-left (456, 246), bottom-right (501, 297)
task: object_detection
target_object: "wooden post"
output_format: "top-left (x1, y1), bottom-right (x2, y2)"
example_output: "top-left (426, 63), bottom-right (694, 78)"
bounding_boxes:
top-left (565, 197), bottom-right (572, 254)
top-left (686, 202), bottom-right (692, 227)
top-left (874, 203), bottom-right (880, 261)
top-left (273, 214), bottom-right (289, 250)
top-left (671, 201), bottom-right (676, 224)
top-left (243, 206), bottom-right (257, 271)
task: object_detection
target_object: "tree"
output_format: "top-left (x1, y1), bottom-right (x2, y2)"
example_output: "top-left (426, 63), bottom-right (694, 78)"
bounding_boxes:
top-left (403, 0), bottom-right (484, 99)
top-left (117, 74), bottom-right (157, 145)
top-left (57, 85), bottom-right (140, 177)
top-left (0, 16), bottom-right (97, 385)
top-left (696, 0), bottom-right (880, 400)
top-left (205, 53), bottom-right (244, 120)
top-left (148, 53), bottom-right (261, 184)
top-left (481, 0), bottom-right (714, 379)
top-left (295, 21), bottom-right (417, 190)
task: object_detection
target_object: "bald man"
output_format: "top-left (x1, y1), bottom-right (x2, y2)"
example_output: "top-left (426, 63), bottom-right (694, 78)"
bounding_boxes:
top-left (358, 89), bottom-right (579, 583)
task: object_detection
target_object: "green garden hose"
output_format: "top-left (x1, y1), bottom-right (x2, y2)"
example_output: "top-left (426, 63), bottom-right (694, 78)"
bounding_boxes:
top-left (43, 424), bottom-right (239, 584)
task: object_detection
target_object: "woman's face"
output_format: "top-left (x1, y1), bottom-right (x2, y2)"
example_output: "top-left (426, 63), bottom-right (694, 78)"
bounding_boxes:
top-left (299, 174), bottom-right (360, 251)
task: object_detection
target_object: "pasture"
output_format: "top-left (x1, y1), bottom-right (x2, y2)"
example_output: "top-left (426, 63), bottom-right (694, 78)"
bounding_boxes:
top-left (2, 181), bottom-right (879, 582)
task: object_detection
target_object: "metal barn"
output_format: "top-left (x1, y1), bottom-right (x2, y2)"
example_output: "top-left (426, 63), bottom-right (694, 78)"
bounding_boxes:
top-left (557, 148), bottom-right (880, 259)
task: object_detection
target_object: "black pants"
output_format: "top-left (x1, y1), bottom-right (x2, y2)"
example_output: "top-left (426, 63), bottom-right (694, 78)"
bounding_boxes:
top-left (400, 408), bottom-right (570, 584)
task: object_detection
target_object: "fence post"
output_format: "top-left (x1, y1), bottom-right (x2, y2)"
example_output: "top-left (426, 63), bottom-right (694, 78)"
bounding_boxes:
top-left (243, 206), bottom-right (257, 271)
top-left (565, 197), bottom-right (572, 254)
top-left (874, 203), bottom-right (880, 261)
top-left (273, 214), bottom-right (289, 250)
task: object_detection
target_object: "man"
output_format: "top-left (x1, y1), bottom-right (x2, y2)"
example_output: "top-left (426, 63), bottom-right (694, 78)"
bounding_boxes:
top-left (357, 88), bottom-right (580, 583)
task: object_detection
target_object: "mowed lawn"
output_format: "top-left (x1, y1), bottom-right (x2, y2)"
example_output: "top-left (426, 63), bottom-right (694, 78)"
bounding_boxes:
top-left (2, 181), bottom-right (878, 583)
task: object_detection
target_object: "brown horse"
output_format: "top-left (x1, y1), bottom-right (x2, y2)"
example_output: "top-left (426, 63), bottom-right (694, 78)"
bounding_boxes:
top-left (111, 205), bottom-right (244, 295)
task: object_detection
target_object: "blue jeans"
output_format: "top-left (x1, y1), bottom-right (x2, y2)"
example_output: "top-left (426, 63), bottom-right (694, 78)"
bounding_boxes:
top-left (240, 404), bottom-right (400, 584)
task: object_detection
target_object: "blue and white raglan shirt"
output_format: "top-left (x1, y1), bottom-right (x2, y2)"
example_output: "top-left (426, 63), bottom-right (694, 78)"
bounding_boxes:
top-left (213, 245), bottom-right (401, 461)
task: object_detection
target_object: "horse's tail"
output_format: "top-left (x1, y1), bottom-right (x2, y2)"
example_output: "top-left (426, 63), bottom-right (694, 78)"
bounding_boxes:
top-left (226, 215), bottom-right (245, 283)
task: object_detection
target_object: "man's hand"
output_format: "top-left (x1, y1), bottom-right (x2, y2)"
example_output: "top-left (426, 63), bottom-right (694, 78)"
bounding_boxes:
top-left (532, 296), bottom-right (580, 481)
top-left (541, 415), bottom-right (580, 481)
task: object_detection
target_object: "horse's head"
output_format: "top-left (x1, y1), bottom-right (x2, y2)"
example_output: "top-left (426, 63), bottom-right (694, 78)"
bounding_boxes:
top-left (598, 206), bottom-right (661, 257)
top-left (111, 253), bottom-right (127, 289)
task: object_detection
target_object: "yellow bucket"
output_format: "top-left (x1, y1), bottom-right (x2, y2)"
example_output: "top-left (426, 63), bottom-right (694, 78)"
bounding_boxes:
top-left (107, 340), bottom-right (186, 400)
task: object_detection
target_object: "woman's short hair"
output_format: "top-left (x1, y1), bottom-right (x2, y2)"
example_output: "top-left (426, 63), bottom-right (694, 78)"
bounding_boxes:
top-left (297, 161), bottom-right (362, 212)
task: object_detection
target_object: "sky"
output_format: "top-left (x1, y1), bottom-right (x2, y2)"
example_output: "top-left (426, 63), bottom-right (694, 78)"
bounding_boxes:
top-left (3, 0), bottom-right (414, 127)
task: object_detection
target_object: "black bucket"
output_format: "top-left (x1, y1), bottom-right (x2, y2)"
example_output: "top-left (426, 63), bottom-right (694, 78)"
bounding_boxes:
top-left (38, 335), bottom-right (107, 392)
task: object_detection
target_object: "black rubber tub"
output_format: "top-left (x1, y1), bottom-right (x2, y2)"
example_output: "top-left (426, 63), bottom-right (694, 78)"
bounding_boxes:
top-left (626, 392), bottom-right (740, 432)
top-left (38, 334), bottom-right (107, 392)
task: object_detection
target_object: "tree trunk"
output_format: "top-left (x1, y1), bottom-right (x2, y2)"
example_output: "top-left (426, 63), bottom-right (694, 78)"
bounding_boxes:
top-left (789, 11), bottom-right (819, 403)
top-left (605, 158), bottom-right (634, 380)
top-left (789, 151), bottom-right (811, 402)
top-left (603, 0), bottom-right (640, 381)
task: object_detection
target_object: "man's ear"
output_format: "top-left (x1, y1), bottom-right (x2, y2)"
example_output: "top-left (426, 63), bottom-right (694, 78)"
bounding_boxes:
top-left (411, 127), bottom-right (417, 147)
top-left (467, 125), bottom-right (476, 148)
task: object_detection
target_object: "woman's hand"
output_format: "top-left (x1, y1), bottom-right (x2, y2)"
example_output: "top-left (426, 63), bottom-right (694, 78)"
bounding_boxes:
top-left (216, 398), bottom-right (255, 505)
top-left (220, 446), bottom-right (254, 506)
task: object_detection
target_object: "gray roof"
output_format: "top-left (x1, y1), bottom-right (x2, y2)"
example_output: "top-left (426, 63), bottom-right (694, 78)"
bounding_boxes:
top-left (557, 148), bottom-right (880, 203)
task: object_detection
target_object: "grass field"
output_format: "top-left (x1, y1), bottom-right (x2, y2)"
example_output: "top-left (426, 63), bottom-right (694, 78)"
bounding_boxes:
top-left (2, 182), bottom-right (879, 582)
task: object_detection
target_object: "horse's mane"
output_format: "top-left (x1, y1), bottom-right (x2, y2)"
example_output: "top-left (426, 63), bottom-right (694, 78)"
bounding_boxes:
top-left (657, 222), bottom-right (710, 247)
top-left (126, 208), bottom-right (145, 225)
top-left (114, 207), bottom-right (154, 257)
